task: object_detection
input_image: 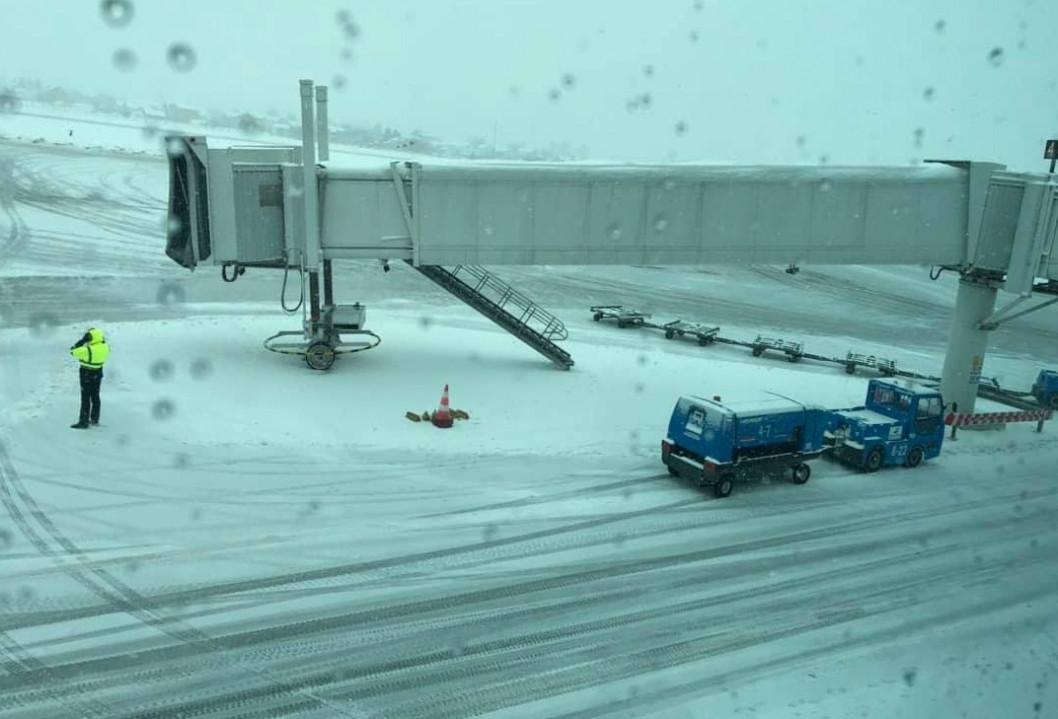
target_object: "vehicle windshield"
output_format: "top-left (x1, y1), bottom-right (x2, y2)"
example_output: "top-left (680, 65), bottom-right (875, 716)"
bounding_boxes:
top-left (2, 2), bottom-right (1057, 718)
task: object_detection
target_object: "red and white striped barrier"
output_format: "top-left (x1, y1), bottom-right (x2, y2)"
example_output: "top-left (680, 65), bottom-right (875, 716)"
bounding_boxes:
top-left (945, 409), bottom-right (1053, 427)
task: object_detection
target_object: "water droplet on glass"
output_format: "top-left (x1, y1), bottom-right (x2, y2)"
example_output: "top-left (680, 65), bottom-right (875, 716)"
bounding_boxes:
top-left (643, 64), bottom-right (654, 77)
top-left (987, 47), bottom-right (1004, 67)
top-left (149, 359), bottom-right (174, 382)
top-left (903, 667), bottom-right (918, 687)
top-left (818, 154), bottom-right (830, 165)
top-left (913, 127), bottom-right (924, 148)
top-left (674, 121), bottom-right (688, 136)
top-left (332, 74), bottom-right (347, 90)
top-left (662, 178), bottom-right (677, 191)
top-left (653, 215), bottom-right (669, 233)
top-left (238, 113), bottom-right (262, 134)
top-left (636, 354), bottom-right (648, 366)
top-left (340, 48), bottom-right (352, 61)
top-left (795, 134), bottom-right (807, 148)
top-left (100, 0), bottom-right (134, 28)
top-left (29, 313), bottom-right (59, 337)
top-left (173, 453), bottom-right (190, 469)
top-left (142, 123), bottom-right (159, 140)
top-left (606, 222), bottom-right (622, 241)
top-left (338, 12), bottom-right (360, 40)
top-left (165, 137), bottom-right (184, 158)
top-left (561, 73), bottom-right (576, 89)
top-left (923, 86), bottom-right (935, 101)
top-left (819, 179), bottom-right (832, 192)
top-left (112, 48), bottom-right (136, 72)
top-left (152, 399), bottom-right (175, 421)
top-left (418, 315), bottom-right (433, 330)
top-left (639, 92), bottom-right (652, 108)
top-left (483, 524), bottom-right (498, 541)
top-left (934, 19), bottom-right (946, 33)
top-left (634, 382), bottom-right (645, 393)
top-left (0, 90), bottom-right (20, 114)
top-left (548, 88), bottom-right (561, 102)
top-left (166, 214), bottom-right (183, 238)
top-left (156, 281), bottom-right (185, 307)
top-left (190, 357), bottom-right (212, 379)
top-left (0, 529), bottom-right (12, 551)
top-left (689, 30), bottom-right (700, 43)
top-left (166, 43), bottom-right (196, 72)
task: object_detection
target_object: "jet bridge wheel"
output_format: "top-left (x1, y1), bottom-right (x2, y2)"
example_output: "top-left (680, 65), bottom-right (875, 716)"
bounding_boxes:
top-left (791, 463), bottom-right (811, 484)
top-left (305, 341), bottom-right (337, 371)
top-left (713, 475), bottom-right (734, 498)
top-left (1047, 395), bottom-right (1058, 410)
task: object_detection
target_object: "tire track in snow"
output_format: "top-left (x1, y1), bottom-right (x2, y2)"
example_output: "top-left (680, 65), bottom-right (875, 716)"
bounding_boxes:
top-left (7, 490), bottom-right (1053, 716)
top-left (76, 507), bottom-right (1058, 719)
top-left (0, 441), bottom-right (359, 718)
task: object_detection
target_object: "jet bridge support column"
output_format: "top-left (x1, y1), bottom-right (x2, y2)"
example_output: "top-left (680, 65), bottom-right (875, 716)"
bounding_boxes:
top-left (299, 79), bottom-right (322, 330)
top-left (940, 274), bottom-right (999, 417)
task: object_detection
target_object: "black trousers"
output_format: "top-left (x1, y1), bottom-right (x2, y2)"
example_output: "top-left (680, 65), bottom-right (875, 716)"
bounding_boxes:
top-left (79, 367), bottom-right (103, 425)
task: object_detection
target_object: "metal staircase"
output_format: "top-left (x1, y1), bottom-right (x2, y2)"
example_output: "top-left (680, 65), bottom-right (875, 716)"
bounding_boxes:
top-left (411, 264), bottom-right (574, 369)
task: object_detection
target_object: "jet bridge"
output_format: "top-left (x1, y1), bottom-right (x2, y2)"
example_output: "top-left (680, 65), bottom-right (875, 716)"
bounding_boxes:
top-left (165, 79), bottom-right (1058, 413)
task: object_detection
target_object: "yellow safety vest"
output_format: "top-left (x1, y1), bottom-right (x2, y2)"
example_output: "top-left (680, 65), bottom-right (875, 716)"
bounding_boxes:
top-left (71, 328), bottom-right (110, 370)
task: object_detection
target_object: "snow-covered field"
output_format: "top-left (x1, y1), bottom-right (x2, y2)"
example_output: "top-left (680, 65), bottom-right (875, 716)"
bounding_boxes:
top-left (1, 114), bottom-right (1057, 718)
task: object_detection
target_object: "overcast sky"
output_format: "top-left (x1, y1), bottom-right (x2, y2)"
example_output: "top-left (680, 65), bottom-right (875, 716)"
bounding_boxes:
top-left (1, 0), bottom-right (1054, 169)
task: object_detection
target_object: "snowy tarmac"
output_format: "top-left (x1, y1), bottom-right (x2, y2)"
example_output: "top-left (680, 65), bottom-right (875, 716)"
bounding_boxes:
top-left (1, 129), bottom-right (1057, 718)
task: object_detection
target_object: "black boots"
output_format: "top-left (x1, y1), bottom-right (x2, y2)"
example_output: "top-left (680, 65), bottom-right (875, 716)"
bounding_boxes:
top-left (71, 422), bottom-right (89, 429)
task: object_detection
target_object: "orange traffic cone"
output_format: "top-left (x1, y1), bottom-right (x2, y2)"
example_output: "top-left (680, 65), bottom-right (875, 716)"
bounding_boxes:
top-left (431, 384), bottom-right (454, 428)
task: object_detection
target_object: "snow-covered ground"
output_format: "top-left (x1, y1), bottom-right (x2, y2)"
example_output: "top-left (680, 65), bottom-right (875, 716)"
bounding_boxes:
top-left (1, 112), bottom-right (1057, 718)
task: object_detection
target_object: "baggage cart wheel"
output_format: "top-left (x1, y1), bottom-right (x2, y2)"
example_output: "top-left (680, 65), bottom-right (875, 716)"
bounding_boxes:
top-left (305, 341), bottom-right (336, 371)
top-left (593, 312), bottom-right (603, 321)
top-left (1047, 395), bottom-right (1058, 410)
top-left (665, 330), bottom-right (675, 340)
top-left (713, 475), bottom-right (734, 498)
top-left (845, 364), bottom-right (856, 375)
top-left (618, 319), bottom-right (628, 328)
top-left (787, 354), bottom-right (801, 363)
top-left (667, 465), bottom-right (679, 477)
top-left (791, 463), bottom-right (811, 484)
top-left (698, 336), bottom-right (710, 346)
top-left (751, 347), bottom-right (764, 357)
top-left (905, 446), bottom-right (924, 469)
top-left (863, 447), bottom-right (884, 473)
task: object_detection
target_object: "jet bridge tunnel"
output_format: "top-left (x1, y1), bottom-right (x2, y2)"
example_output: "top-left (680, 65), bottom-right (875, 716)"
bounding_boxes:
top-left (164, 80), bottom-right (1058, 413)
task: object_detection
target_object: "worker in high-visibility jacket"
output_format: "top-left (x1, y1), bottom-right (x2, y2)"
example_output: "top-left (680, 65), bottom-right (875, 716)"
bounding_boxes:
top-left (69, 328), bottom-right (110, 429)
